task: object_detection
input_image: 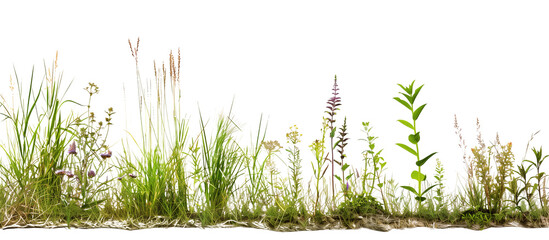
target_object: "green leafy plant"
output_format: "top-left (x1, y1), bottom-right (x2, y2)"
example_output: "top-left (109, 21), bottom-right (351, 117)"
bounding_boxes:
top-left (310, 117), bottom-right (329, 214)
top-left (334, 117), bottom-right (352, 200)
top-left (59, 82), bottom-right (115, 211)
top-left (360, 121), bottom-right (387, 209)
top-left (434, 158), bottom-right (445, 211)
top-left (262, 139), bottom-right (282, 207)
top-left (285, 125), bottom-right (304, 210)
top-left (525, 146), bottom-right (548, 209)
top-left (471, 129), bottom-right (514, 213)
top-left (393, 80), bottom-right (437, 205)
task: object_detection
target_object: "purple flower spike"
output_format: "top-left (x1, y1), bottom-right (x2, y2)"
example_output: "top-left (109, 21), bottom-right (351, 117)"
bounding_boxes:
top-left (100, 150), bottom-right (112, 159)
top-left (66, 171), bottom-right (74, 178)
top-left (88, 170), bottom-right (96, 178)
top-left (346, 182), bottom-right (349, 191)
top-left (55, 170), bottom-right (66, 176)
top-left (128, 173), bottom-right (137, 179)
top-left (68, 141), bottom-right (77, 155)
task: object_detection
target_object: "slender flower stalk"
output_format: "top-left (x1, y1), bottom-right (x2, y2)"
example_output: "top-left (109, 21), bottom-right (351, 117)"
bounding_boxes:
top-left (337, 117), bottom-right (350, 190)
top-left (325, 75), bottom-right (341, 208)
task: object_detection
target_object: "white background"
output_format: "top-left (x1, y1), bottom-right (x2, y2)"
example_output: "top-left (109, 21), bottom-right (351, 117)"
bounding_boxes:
top-left (1, 0), bottom-right (549, 237)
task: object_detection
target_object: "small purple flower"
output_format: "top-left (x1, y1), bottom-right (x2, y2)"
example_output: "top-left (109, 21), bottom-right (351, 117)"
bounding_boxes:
top-left (66, 171), bottom-right (74, 178)
top-left (88, 170), bottom-right (96, 178)
top-left (55, 170), bottom-right (66, 176)
top-left (100, 150), bottom-right (112, 160)
top-left (128, 173), bottom-right (137, 179)
top-left (67, 141), bottom-right (77, 155)
top-left (117, 176), bottom-right (123, 181)
top-left (346, 182), bottom-right (349, 192)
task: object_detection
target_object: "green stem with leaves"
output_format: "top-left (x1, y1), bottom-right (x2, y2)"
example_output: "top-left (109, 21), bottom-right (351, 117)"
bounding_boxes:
top-left (394, 80), bottom-right (437, 207)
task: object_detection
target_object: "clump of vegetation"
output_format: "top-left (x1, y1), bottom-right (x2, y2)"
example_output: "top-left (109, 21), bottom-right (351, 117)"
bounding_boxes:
top-left (2, 45), bottom-right (549, 231)
top-left (461, 209), bottom-right (493, 229)
top-left (117, 40), bottom-right (190, 221)
top-left (336, 193), bottom-right (384, 216)
top-left (470, 120), bottom-right (514, 214)
top-left (57, 82), bottom-right (116, 213)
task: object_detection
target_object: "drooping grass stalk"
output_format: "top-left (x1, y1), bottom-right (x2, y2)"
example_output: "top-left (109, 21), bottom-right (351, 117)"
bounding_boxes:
top-left (394, 80), bottom-right (437, 208)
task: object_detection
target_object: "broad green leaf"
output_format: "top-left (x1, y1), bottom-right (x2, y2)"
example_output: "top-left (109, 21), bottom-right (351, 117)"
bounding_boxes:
top-left (333, 139), bottom-right (341, 149)
top-left (401, 186), bottom-right (419, 196)
top-left (409, 80), bottom-right (415, 93)
top-left (408, 132), bottom-right (420, 144)
top-left (330, 128), bottom-right (337, 138)
top-left (334, 175), bottom-right (342, 182)
top-left (394, 97), bottom-right (412, 111)
top-left (416, 152), bottom-right (437, 167)
top-left (402, 93), bottom-right (414, 105)
top-left (423, 184), bottom-right (437, 194)
top-left (346, 173), bottom-right (353, 180)
top-left (411, 170), bottom-right (426, 182)
top-left (377, 183), bottom-right (384, 188)
top-left (397, 143), bottom-right (418, 156)
top-left (411, 84), bottom-right (424, 104)
top-left (311, 162), bottom-right (317, 175)
top-left (342, 163), bottom-right (350, 171)
top-left (397, 83), bottom-right (412, 95)
top-left (398, 119), bottom-right (414, 130)
top-left (412, 104), bottom-right (426, 121)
